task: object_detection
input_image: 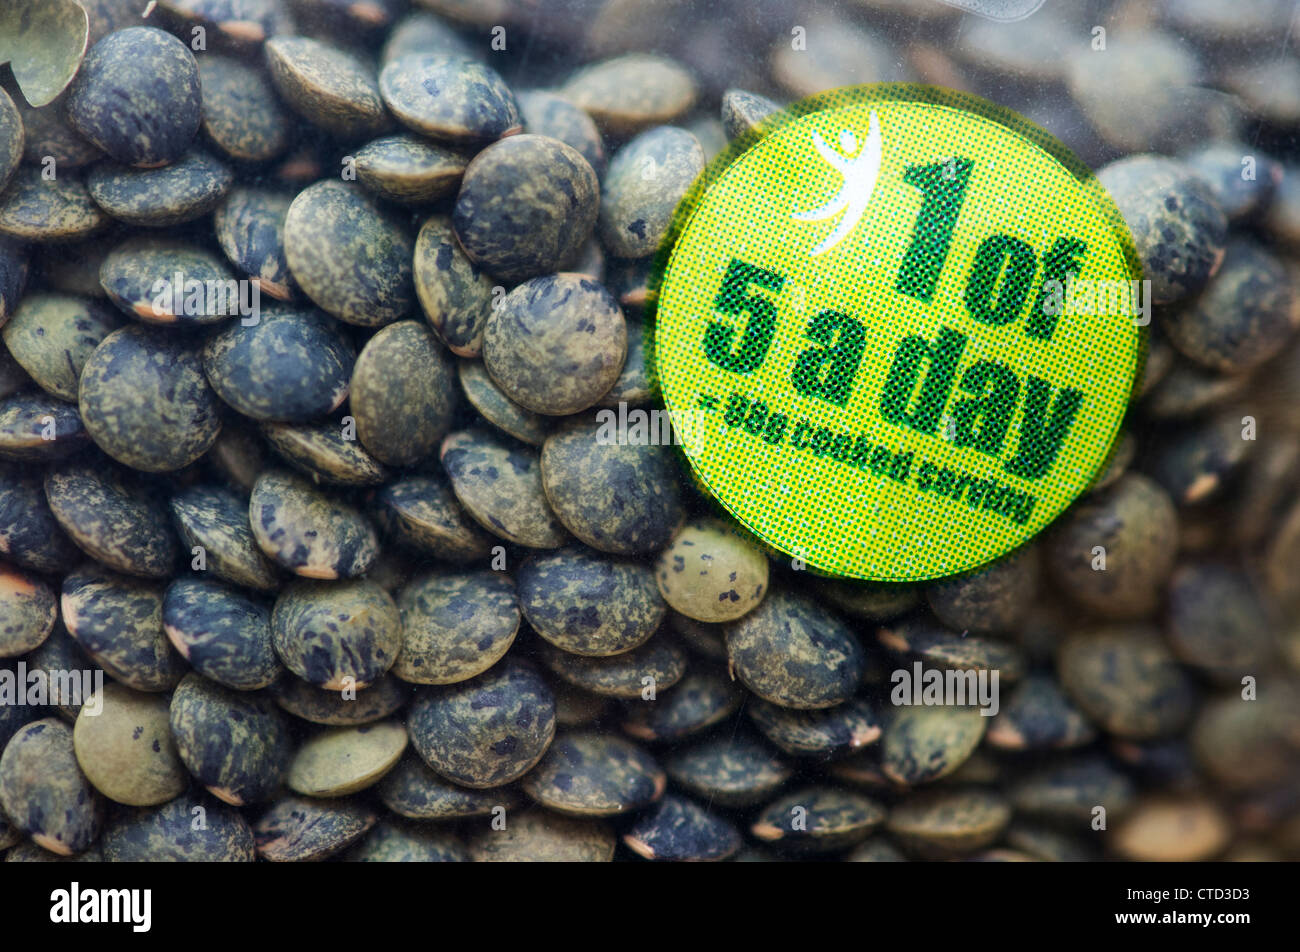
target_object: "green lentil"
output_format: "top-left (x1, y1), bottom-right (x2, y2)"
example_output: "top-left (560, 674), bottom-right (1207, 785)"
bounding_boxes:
top-left (453, 135), bottom-right (599, 284)
top-left (271, 578), bottom-right (400, 689)
top-left (1, 293), bottom-right (122, 402)
top-left (72, 682), bottom-right (186, 806)
top-left (66, 27), bottom-right (201, 168)
top-left (394, 570), bottom-right (519, 684)
top-left (162, 577), bottom-right (282, 690)
top-left (518, 545), bottom-right (665, 656)
top-left (351, 320), bottom-right (456, 466)
top-left (79, 325), bottom-right (221, 472)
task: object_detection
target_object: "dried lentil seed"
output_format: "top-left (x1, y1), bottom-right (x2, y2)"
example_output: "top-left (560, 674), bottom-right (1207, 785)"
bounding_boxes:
top-left (1, 293), bottom-right (122, 402)
top-left (271, 578), bottom-right (400, 689)
top-left (394, 570), bottom-right (519, 684)
top-left (354, 134), bottom-right (468, 205)
top-left (518, 545), bottom-right (665, 656)
top-left (351, 320), bottom-right (456, 466)
top-left (45, 459), bottom-right (179, 577)
top-left (79, 325), bottom-right (222, 472)
top-left (453, 135), bottom-right (599, 284)
top-left (203, 305), bottom-right (355, 422)
top-left (283, 180), bottom-right (414, 328)
top-left (72, 682), bottom-right (186, 806)
top-left (539, 414), bottom-right (685, 554)
top-left (406, 658), bottom-right (556, 788)
top-left (456, 359), bottom-right (550, 445)
top-left (162, 577), bottom-right (282, 690)
top-left (66, 27), bottom-right (201, 168)
top-left (440, 427), bottom-right (569, 548)
top-left (87, 149), bottom-right (233, 227)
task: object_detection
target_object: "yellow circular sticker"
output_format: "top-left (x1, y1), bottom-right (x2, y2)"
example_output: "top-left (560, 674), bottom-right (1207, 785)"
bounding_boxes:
top-left (653, 84), bottom-right (1144, 581)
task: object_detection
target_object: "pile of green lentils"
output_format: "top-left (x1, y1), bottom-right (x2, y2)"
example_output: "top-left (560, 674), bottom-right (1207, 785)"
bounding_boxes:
top-left (1, 0), bottom-right (1299, 862)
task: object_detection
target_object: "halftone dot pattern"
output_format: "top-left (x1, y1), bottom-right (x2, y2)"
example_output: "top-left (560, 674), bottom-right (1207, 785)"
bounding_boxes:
top-left (652, 85), bottom-right (1144, 582)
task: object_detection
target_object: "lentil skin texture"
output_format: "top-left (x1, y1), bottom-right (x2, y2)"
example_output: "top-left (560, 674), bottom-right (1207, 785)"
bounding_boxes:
top-left (985, 674), bottom-right (1096, 751)
top-left (395, 570), bottom-right (520, 684)
top-left (540, 416), bottom-right (686, 555)
top-left (264, 36), bottom-right (389, 139)
top-left (1058, 624), bottom-right (1196, 740)
top-left (271, 579), bottom-right (401, 690)
top-left (882, 704), bottom-right (988, 786)
top-left (199, 55), bottom-right (290, 163)
top-left (271, 672), bottom-right (407, 726)
top-left (655, 518), bottom-right (769, 623)
top-left (457, 359), bottom-right (549, 444)
top-left (170, 485), bottom-right (281, 593)
top-left (621, 667), bottom-right (744, 742)
top-left (0, 465), bottom-right (81, 573)
top-left (345, 818), bottom-right (468, 862)
top-left (1046, 474), bottom-right (1179, 619)
top-left (599, 126), bottom-right (704, 259)
top-left (253, 795), bottom-right (378, 862)
top-left (379, 54), bottom-right (520, 144)
top-left (453, 135), bottom-right (599, 284)
top-left (284, 180), bottom-right (415, 328)
top-left (162, 577), bottom-right (282, 691)
top-left (877, 619), bottom-right (1025, 681)
top-left (925, 545), bottom-right (1039, 635)
top-left (14, 92), bottom-right (102, 169)
top-left (468, 809), bottom-right (615, 862)
top-left (748, 697), bottom-right (881, 757)
top-left (355, 134), bottom-right (468, 205)
top-left (0, 562), bottom-right (57, 656)
top-left (351, 320), bottom-right (456, 466)
top-left (72, 682), bottom-right (186, 806)
top-left (251, 469), bottom-right (382, 579)
top-left (0, 167), bottom-right (109, 243)
top-left (560, 53), bottom-right (697, 137)
top-left (721, 89), bottom-right (781, 140)
top-left (1, 293), bottom-right (121, 402)
top-left (66, 27), bottom-right (201, 168)
top-left (213, 188), bottom-right (295, 300)
top-left (752, 787), bottom-right (887, 853)
top-left (413, 215), bottom-right (494, 357)
top-left (102, 793), bottom-right (255, 861)
top-left (626, 795), bottom-right (748, 863)
top-left (287, 721), bottom-right (408, 797)
top-left (1165, 239), bottom-right (1299, 373)
top-left (406, 658), bottom-right (556, 788)
top-left (60, 565), bottom-right (186, 692)
top-left (0, 238), bottom-right (29, 326)
top-left (723, 590), bottom-right (864, 710)
top-left (371, 473), bottom-right (493, 561)
top-left (518, 546), bottom-right (665, 656)
top-left (540, 636), bottom-right (687, 698)
top-left (378, 754), bottom-right (521, 820)
top-left (440, 428), bottom-right (570, 549)
top-left (483, 272), bottom-right (627, 415)
top-left (1097, 154), bottom-right (1227, 306)
top-left (0, 392), bottom-right (88, 462)
top-left (886, 788), bottom-right (1012, 859)
top-left (521, 731), bottom-right (666, 817)
top-left (169, 672), bottom-right (293, 805)
top-left (99, 237), bottom-right (239, 325)
top-left (517, 90), bottom-right (607, 178)
top-left (664, 733), bottom-right (791, 808)
top-left (0, 719), bottom-right (101, 856)
top-left (79, 325), bottom-right (222, 473)
top-left (263, 420), bottom-right (390, 487)
top-left (87, 150), bottom-right (233, 227)
top-left (0, 89), bottom-right (22, 192)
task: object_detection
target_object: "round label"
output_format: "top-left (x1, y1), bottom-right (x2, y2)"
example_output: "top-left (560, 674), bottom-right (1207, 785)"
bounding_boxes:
top-left (653, 85), bottom-right (1144, 581)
